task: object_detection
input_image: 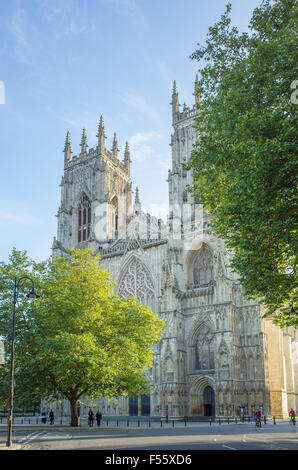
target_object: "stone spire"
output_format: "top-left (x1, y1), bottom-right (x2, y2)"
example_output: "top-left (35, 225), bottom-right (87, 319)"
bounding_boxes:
top-left (124, 141), bottom-right (131, 174)
top-left (63, 131), bottom-right (72, 165)
top-left (96, 115), bottom-right (106, 154)
top-left (80, 128), bottom-right (88, 158)
top-left (194, 74), bottom-right (202, 105)
top-left (134, 186), bottom-right (142, 213)
top-left (112, 132), bottom-right (119, 159)
top-left (170, 80), bottom-right (180, 116)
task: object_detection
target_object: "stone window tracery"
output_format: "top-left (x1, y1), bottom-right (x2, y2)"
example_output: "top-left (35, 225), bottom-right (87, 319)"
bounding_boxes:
top-left (193, 247), bottom-right (213, 286)
top-left (78, 194), bottom-right (91, 243)
top-left (195, 326), bottom-right (215, 370)
top-left (118, 257), bottom-right (156, 311)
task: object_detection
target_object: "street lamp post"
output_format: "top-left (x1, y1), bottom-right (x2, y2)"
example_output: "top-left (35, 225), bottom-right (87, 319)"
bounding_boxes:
top-left (6, 276), bottom-right (39, 448)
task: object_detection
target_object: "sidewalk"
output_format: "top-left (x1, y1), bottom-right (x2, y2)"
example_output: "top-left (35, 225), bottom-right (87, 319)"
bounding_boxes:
top-left (0, 443), bottom-right (24, 451)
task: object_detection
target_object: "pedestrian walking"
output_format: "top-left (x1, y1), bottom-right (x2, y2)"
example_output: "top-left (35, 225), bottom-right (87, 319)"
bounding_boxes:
top-left (49, 409), bottom-right (54, 425)
top-left (96, 410), bottom-right (102, 426)
top-left (88, 409), bottom-right (94, 427)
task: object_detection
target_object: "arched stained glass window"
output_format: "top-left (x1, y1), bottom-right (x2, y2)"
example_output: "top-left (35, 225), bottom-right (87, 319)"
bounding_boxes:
top-left (78, 194), bottom-right (91, 243)
top-left (195, 326), bottom-right (215, 370)
top-left (193, 247), bottom-right (213, 286)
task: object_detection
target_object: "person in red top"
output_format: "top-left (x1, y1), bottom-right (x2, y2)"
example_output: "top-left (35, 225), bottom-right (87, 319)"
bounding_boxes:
top-left (289, 408), bottom-right (296, 424)
top-left (254, 409), bottom-right (262, 427)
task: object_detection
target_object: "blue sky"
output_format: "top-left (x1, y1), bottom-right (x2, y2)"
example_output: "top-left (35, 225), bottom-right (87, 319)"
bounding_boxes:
top-left (0, 0), bottom-right (262, 263)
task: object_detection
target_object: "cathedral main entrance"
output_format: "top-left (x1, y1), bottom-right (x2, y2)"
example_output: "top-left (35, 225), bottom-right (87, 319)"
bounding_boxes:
top-left (203, 386), bottom-right (215, 417)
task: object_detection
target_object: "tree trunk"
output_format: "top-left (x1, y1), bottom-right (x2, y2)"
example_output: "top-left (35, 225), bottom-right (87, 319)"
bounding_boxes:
top-left (69, 396), bottom-right (79, 427)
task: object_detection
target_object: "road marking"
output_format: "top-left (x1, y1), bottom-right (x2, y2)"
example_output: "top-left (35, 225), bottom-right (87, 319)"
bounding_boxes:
top-left (18, 431), bottom-right (47, 448)
top-left (222, 444), bottom-right (236, 450)
top-left (42, 432), bottom-right (72, 439)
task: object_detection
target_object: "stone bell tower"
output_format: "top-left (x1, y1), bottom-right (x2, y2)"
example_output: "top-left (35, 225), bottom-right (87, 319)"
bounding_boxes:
top-left (168, 76), bottom-right (205, 240)
top-left (52, 116), bottom-right (133, 257)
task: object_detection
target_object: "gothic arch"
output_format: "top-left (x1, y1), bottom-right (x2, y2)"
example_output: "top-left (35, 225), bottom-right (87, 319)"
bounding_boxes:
top-left (77, 192), bottom-right (91, 243)
top-left (75, 189), bottom-right (92, 206)
top-left (117, 255), bottom-right (157, 312)
top-left (189, 375), bottom-right (215, 416)
top-left (188, 320), bottom-right (215, 371)
top-left (185, 243), bottom-right (214, 286)
top-left (190, 375), bottom-right (215, 395)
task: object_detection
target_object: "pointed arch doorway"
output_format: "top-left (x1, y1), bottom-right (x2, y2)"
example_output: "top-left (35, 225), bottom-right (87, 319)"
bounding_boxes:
top-left (203, 386), bottom-right (215, 417)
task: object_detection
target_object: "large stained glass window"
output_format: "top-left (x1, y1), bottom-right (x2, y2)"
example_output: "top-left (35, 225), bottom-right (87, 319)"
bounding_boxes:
top-left (118, 257), bottom-right (156, 311)
top-left (195, 326), bottom-right (215, 370)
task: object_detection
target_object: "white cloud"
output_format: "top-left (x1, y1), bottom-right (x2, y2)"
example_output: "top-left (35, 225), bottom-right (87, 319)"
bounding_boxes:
top-left (0, 209), bottom-right (43, 226)
top-left (148, 203), bottom-right (169, 222)
top-left (41, 0), bottom-right (96, 36)
top-left (10, 7), bottom-right (28, 48)
top-left (129, 131), bottom-right (164, 163)
top-left (121, 92), bottom-right (161, 122)
top-left (100, 0), bottom-right (145, 27)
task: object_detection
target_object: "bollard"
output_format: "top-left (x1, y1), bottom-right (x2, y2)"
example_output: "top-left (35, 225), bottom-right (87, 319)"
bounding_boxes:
top-left (172, 420), bottom-right (174, 428)
top-left (273, 416), bottom-right (276, 425)
top-left (138, 420), bottom-right (140, 427)
top-left (228, 417), bottom-right (229, 424)
top-left (264, 416), bottom-right (267, 425)
top-left (117, 420), bottom-right (118, 427)
top-left (149, 420), bottom-right (151, 428)
top-left (161, 420), bottom-right (163, 427)
top-left (127, 420), bottom-right (129, 427)
top-left (185, 419), bottom-right (187, 427)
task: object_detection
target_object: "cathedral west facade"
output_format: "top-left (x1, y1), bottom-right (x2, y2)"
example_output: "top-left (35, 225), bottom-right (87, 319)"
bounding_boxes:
top-left (51, 79), bottom-right (298, 420)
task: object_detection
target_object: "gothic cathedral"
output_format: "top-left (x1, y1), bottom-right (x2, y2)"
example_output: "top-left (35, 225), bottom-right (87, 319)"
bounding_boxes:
top-left (52, 79), bottom-right (298, 420)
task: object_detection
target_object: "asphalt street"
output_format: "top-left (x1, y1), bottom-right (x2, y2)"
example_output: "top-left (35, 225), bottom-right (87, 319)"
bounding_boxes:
top-left (0, 420), bottom-right (297, 452)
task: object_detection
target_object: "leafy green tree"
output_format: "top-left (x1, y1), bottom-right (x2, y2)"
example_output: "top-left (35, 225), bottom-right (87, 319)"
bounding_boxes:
top-left (185, 0), bottom-right (297, 326)
top-left (0, 248), bottom-right (165, 426)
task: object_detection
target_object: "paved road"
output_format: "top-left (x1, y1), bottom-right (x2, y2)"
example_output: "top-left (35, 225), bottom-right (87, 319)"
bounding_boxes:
top-left (0, 420), bottom-right (297, 452)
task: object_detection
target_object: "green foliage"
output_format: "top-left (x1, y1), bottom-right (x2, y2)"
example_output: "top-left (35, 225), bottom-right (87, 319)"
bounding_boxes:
top-left (0, 248), bottom-right (165, 421)
top-left (185, 0), bottom-right (297, 327)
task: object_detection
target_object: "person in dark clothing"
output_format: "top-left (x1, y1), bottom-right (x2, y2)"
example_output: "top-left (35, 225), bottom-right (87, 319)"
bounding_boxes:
top-left (49, 410), bottom-right (54, 425)
top-left (88, 409), bottom-right (94, 426)
top-left (96, 410), bottom-right (102, 426)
